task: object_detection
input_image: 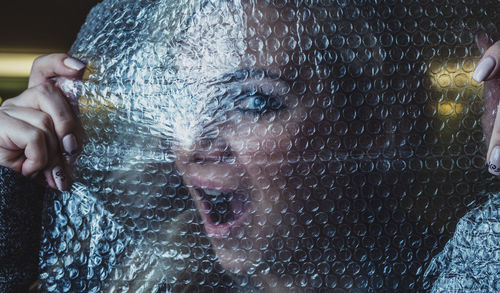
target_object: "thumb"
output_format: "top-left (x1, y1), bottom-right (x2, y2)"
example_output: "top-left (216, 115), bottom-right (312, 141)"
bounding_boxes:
top-left (473, 38), bottom-right (500, 83)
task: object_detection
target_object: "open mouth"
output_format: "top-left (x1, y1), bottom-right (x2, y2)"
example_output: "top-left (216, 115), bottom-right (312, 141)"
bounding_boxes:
top-left (193, 187), bottom-right (251, 238)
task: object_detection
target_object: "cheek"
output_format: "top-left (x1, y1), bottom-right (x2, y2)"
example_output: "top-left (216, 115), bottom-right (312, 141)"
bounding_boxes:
top-left (226, 106), bottom-right (306, 183)
top-left (231, 118), bottom-right (293, 161)
top-left (231, 127), bottom-right (295, 196)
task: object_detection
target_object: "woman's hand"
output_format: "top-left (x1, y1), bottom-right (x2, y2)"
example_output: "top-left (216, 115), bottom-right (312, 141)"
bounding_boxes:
top-left (475, 33), bottom-right (500, 175)
top-left (0, 54), bottom-right (85, 190)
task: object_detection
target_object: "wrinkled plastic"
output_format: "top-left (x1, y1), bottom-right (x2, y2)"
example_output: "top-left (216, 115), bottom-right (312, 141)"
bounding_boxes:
top-left (424, 195), bottom-right (500, 292)
top-left (38, 0), bottom-right (500, 292)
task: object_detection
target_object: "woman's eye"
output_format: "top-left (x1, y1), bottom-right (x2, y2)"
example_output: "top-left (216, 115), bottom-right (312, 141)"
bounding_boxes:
top-left (235, 94), bottom-right (285, 114)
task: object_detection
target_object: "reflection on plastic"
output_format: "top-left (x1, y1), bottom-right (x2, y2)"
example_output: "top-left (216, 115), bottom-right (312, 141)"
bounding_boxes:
top-left (38, 0), bottom-right (499, 292)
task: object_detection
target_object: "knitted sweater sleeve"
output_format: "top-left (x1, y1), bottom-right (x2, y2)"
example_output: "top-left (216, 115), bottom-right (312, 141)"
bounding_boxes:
top-left (0, 166), bottom-right (45, 292)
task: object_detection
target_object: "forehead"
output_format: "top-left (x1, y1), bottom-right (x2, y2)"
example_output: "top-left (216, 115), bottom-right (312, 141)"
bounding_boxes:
top-left (175, 2), bottom-right (245, 80)
top-left (174, 1), bottom-right (306, 83)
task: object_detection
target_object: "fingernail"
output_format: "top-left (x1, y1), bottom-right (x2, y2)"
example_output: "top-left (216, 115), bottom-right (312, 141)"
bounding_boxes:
top-left (62, 134), bottom-right (78, 155)
top-left (52, 166), bottom-right (67, 191)
top-left (473, 56), bottom-right (496, 82)
top-left (488, 146), bottom-right (500, 175)
top-left (63, 57), bottom-right (85, 71)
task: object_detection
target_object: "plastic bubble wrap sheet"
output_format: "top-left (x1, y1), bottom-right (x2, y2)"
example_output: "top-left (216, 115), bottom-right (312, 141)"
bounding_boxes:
top-left (38, 0), bottom-right (500, 292)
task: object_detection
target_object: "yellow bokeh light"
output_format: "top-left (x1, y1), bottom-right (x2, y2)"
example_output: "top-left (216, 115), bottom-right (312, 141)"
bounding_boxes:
top-left (427, 58), bottom-right (477, 119)
top-left (436, 101), bottom-right (465, 116)
top-left (0, 53), bottom-right (43, 77)
top-left (427, 59), bottom-right (479, 90)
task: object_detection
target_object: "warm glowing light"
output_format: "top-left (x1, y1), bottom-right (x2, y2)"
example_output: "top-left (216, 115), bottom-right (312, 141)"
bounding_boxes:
top-left (427, 59), bottom-right (476, 119)
top-left (427, 59), bottom-right (478, 90)
top-left (0, 53), bottom-right (43, 77)
top-left (436, 101), bottom-right (465, 116)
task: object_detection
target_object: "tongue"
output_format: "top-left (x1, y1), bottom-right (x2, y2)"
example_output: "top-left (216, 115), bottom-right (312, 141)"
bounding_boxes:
top-left (209, 200), bottom-right (234, 224)
top-left (202, 190), bottom-right (248, 225)
top-left (208, 193), bottom-right (234, 224)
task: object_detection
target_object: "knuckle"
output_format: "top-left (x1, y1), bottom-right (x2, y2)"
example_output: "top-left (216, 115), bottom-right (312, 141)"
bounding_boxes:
top-left (57, 109), bottom-right (73, 121)
top-left (38, 113), bottom-right (54, 130)
top-left (31, 128), bottom-right (46, 144)
top-left (37, 82), bottom-right (55, 96)
top-left (0, 98), bottom-right (12, 107)
top-left (32, 56), bottom-right (44, 68)
top-left (51, 108), bottom-right (74, 131)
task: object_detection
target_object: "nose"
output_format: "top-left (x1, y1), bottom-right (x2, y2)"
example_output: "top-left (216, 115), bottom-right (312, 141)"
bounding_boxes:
top-left (189, 136), bottom-right (235, 164)
top-left (175, 123), bottom-right (236, 165)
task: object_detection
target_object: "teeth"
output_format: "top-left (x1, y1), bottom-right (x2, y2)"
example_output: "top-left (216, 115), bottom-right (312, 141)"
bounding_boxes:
top-left (203, 189), bottom-right (222, 196)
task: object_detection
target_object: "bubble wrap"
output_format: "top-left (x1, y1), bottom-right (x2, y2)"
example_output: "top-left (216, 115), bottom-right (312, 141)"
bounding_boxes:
top-left (39, 0), bottom-right (500, 292)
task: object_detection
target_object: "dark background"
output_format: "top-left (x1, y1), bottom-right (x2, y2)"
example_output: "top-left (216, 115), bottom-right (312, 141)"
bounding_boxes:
top-left (0, 0), bottom-right (96, 51)
top-left (0, 0), bottom-right (97, 99)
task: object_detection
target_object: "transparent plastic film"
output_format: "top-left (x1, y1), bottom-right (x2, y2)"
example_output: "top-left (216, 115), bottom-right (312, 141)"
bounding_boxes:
top-left (37, 0), bottom-right (500, 292)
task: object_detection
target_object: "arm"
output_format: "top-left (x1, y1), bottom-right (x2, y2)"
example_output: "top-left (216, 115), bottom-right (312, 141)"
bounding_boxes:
top-left (0, 54), bottom-right (85, 292)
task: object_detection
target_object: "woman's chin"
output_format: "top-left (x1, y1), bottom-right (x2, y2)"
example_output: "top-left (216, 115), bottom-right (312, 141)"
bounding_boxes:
top-left (211, 243), bottom-right (259, 275)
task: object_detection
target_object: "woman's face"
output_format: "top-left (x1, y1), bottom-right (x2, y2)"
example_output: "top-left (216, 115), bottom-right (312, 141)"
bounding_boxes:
top-left (173, 3), bottom-right (315, 277)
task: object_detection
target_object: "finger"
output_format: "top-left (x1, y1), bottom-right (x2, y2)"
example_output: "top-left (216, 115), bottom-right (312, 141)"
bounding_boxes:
top-left (51, 165), bottom-right (68, 191)
top-left (0, 109), bottom-right (69, 191)
top-left (29, 53), bottom-right (85, 88)
top-left (1, 107), bottom-right (60, 161)
top-left (487, 100), bottom-right (500, 175)
top-left (29, 164), bottom-right (60, 191)
top-left (33, 159), bottom-right (67, 191)
top-left (4, 82), bottom-right (82, 156)
top-left (0, 111), bottom-right (50, 177)
top-left (43, 168), bottom-right (58, 190)
top-left (473, 39), bottom-right (500, 82)
top-left (476, 31), bottom-right (495, 53)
